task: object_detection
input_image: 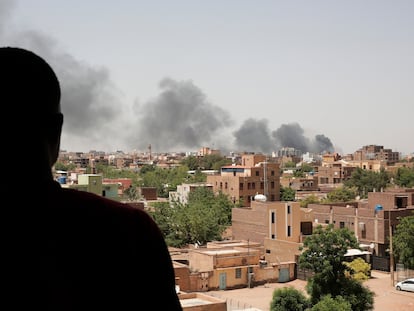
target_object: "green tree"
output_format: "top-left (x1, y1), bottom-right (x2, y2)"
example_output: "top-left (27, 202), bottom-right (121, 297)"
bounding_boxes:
top-left (123, 186), bottom-right (141, 202)
top-left (54, 161), bottom-right (76, 172)
top-left (344, 257), bottom-right (371, 281)
top-left (150, 187), bottom-right (234, 247)
top-left (393, 167), bottom-right (414, 187)
top-left (323, 186), bottom-right (357, 203)
top-left (344, 167), bottom-right (390, 198)
top-left (180, 155), bottom-right (199, 170)
top-left (280, 186), bottom-right (296, 201)
top-left (180, 154), bottom-right (231, 171)
top-left (269, 287), bottom-right (310, 311)
top-left (300, 195), bottom-right (320, 208)
top-left (299, 225), bottom-right (374, 310)
top-left (311, 295), bottom-right (351, 311)
top-left (140, 165), bottom-right (191, 198)
top-left (393, 214), bottom-right (414, 269)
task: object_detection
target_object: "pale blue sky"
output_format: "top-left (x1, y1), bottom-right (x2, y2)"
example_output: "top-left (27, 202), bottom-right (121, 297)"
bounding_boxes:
top-left (2, 0), bottom-right (413, 155)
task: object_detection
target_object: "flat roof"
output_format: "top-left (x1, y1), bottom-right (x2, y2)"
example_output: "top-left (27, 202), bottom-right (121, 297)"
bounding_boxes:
top-left (180, 298), bottom-right (212, 307)
top-left (204, 249), bottom-right (242, 255)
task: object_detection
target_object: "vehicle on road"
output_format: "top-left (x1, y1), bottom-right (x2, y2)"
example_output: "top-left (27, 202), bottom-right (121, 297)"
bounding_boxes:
top-left (395, 278), bottom-right (414, 292)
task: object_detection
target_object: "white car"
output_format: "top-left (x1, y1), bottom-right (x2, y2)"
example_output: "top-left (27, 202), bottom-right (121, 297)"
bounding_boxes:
top-left (395, 278), bottom-right (414, 292)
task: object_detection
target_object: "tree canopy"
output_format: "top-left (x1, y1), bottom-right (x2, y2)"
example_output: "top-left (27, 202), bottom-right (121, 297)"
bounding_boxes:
top-left (269, 287), bottom-right (310, 311)
top-left (149, 187), bottom-right (234, 247)
top-left (344, 167), bottom-right (390, 198)
top-left (299, 225), bottom-right (374, 310)
top-left (393, 214), bottom-right (414, 269)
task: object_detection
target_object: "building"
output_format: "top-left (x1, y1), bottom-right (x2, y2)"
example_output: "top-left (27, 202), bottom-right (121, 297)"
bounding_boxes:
top-left (309, 188), bottom-right (414, 271)
top-left (207, 154), bottom-right (280, 207)
top-left (232, 200), bottom-right (313, 266)
top-left (353, 144), bottom-right (400, 164)
top-left (169, 182), bottom-right (213, 205)
top-left (179, 292), bottom-right (226, 311)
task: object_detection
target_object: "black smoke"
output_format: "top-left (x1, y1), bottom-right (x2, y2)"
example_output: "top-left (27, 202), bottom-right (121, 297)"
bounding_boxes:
top-left (2, 1), bottom-right (335, 154)
top-left (128, 78), bottom-right (233, 152)
top-left (1, 1), bottom-right (124, 151)
top-left (233, 118), bottom-right (273, 153)
top-left (233, 120), bottom-right (334, 154)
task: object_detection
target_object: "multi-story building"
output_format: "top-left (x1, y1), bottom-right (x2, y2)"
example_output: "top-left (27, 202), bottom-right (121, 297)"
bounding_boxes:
top-left (232, 200), bottom-right (313, 264)
top-left (309, 188), bottom-right (414, 271)
top-left (207, 154), bottom-right (280, 207)
top-left (353, 144), bottom-right (400, 164)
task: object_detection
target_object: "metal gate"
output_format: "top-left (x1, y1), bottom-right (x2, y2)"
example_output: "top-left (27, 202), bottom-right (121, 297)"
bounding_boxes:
top-left (219, 272), bottom-right (227, 290)
top-left (279, 268), bottom-right (290, 283)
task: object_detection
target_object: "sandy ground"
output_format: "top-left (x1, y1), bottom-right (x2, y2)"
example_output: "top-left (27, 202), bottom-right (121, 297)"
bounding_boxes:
top-left (207, 271), bottom-right (414, 311)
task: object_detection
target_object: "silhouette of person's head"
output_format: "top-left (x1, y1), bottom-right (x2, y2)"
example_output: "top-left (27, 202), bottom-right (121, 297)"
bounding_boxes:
top-left (1, 46), bottom-right (63, 175)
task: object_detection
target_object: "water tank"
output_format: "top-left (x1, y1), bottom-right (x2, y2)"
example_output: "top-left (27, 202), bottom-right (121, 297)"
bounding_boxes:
top-left (375, 204), bottom-right (383, 213)
top-left (254, 194), bottom-right (267, 202)
top-left (57, 176), bottom-right (67, 184)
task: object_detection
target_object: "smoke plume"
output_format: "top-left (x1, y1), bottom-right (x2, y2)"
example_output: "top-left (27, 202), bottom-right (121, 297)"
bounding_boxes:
top-left (2, 1), bottom-right (335, 155)
top-left (127, 78), bottom-right (233, 152)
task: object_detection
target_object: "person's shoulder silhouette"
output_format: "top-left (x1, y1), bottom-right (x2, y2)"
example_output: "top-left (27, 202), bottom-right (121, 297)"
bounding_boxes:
top-left (1, 46), bottom-right (182, 310)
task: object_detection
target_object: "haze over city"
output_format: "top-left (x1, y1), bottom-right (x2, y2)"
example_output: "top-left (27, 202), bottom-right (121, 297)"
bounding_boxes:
top-left (2, 0), bottom-right (413, 155)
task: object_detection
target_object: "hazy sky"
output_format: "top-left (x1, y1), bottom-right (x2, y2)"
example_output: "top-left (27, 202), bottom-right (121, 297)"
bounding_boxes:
top-left (2, 0), bottom-right (413, 155)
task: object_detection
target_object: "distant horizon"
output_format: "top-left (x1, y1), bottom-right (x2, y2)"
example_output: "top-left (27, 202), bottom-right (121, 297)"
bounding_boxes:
top-left (3, 1), bottom-right (413, 155)
top-left (58, 143), bottom-right (412, 158)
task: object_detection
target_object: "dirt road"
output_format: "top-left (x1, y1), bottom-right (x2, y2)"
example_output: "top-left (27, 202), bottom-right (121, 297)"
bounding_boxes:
top-left (207, 271), bottom-right (414, 310)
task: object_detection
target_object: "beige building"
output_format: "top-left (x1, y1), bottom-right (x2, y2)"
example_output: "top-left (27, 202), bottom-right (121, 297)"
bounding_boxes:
top-left (179, 292), bottom-right (226, 311)
top-left (169, 182), bottom-right (213, 205)
top-left (207, 154), bottom-right (280, 207)
top-left (232, 200), bottom-right (313, 266)
top-left (309, 188), bottom-right (414, 271)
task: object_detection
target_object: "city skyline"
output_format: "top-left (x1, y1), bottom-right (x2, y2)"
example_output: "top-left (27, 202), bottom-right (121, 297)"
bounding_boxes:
top-left (2, 0), bottom-right (413, 155)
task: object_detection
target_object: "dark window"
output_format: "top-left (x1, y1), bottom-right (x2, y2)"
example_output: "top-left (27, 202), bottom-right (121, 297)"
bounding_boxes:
top-left (235, 268), bottom-right (242, 278)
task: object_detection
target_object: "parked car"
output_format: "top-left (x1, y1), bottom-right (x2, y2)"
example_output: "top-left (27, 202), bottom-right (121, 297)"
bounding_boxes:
top-left (395, 278), bottom-right (414, 292)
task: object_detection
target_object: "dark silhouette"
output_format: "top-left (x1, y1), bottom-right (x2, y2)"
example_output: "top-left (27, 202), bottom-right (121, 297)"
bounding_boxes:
top-left (1, 46), bottom-right (183, 310)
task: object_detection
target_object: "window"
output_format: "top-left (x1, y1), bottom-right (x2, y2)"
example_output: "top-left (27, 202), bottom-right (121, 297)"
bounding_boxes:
top-left (235, 268), bottom-right (242, 278)
top-left (287, 225), bottom-right (291, 237)
top-left (287, 205), bottom-right (291, 214)
top-left (255, 171), bottom-right (259, 176)
top-left (271, 181), bottom-right (275, 189)
top-left (239, 183), bottom-right (243, 190)
top-left (271, 170), bottom-right (275, 176)
top-left (271, 211), bottom-right (275, 223)
top-left (340, 221), bottom-right (345, 228)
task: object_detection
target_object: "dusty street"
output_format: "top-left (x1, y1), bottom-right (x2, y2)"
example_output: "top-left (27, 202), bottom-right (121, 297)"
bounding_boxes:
top-left (207, 271), bottom-right (414, 311)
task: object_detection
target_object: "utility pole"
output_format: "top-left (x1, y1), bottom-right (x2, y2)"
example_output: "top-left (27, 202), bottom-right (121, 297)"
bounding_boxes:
top-left (389, 210), bottom-right (394, 286)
